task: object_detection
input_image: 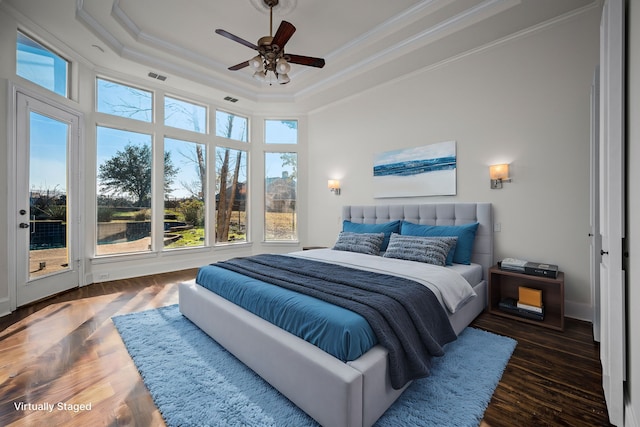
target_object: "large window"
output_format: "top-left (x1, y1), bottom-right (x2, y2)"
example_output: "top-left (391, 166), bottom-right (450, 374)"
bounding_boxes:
top-left (96, 127), bottom-right (154, 255)
top-left (16, 31), bottom-right (69, 97)
top-left (216, 110), bottom-right (248, 142)
top-left (92, 77), bottom-right (263, 254)
top-left (215, 110), bottom-right (249, 244)
top-left (265, 119), bottom-right (298, 144)
top-left (164, 138), bottom-right (206, 249)
top-left (165, 96), bottom-right (207, 133)
top-left (264, 119), bottom-right (298, 241)
top-left (97, 78), bottom-right (153, 122)
top-left (215, 147), bottom-right (247, 243)
top-left (265, 152), bottom-right (297, 240)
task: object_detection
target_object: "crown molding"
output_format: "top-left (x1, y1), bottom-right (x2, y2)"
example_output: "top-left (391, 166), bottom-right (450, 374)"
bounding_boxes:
top-left (78, 0), bottom-right (521, 102)
top-left (297, 0), bottom-right (520, 99)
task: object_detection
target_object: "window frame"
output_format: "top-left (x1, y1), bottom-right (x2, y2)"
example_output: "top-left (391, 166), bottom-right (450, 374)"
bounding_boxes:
top-left (262, 118), bottom-right (300, 243)
top-left (16, 29), bottom-right (71, 99)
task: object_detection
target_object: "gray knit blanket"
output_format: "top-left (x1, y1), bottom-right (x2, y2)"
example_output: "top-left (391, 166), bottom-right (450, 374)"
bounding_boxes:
top-left (216, 254), bottom-right (456, 389)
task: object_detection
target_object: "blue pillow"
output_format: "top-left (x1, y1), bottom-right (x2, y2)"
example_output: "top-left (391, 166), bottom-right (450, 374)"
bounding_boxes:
top-left (400, 221), bottom-right (479, 265)
top-left (342, 220), bottom-right (401, 251)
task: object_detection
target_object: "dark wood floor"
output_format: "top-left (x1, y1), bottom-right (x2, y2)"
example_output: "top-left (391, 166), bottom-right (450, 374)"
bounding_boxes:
top-left (0, 270), bottom-right (612, 427)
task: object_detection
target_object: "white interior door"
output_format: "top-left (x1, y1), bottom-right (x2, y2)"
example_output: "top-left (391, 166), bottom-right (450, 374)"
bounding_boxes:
top-left (598, 1), bottom-right (625, 425)
top-left (15, 91), bottom-right (81, 306)
top-left (590, 67), bottom-right (601, 343)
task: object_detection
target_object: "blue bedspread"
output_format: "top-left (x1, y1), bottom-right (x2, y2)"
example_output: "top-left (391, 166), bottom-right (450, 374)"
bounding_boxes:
top-left (205, 254), bottom-right (457, 390)
top-left (196, 265), bottom-right (377, 362)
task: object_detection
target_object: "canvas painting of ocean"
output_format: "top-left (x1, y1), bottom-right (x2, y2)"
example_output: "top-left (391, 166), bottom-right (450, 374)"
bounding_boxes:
top-left (373, 140), bottom-right (456, 197)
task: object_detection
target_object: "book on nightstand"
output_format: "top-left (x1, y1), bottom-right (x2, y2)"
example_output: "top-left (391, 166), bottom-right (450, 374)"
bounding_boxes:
top-left (498, 297), bottom-right (545, 321)
top-left (499, 258), bottom-right (559, 278)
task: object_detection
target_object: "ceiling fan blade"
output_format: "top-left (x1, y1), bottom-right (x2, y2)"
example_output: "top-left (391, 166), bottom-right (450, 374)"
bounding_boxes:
top-left (271, 21), bottom-right (296, 49)
top-left (215, 29), bottom-right (258, 50)
top-left (229, 61), bottom-right (250, 71)
top-left (287, 54), bottom-right (325, 68)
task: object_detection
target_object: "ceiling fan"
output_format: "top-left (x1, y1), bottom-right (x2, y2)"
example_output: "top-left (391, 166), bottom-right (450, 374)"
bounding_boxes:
top-left (215, 0), bottom-right (325, 85)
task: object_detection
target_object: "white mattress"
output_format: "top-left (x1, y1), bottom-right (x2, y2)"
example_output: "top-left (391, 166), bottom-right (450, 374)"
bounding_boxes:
top-left (448, 262), bottom-right (483, 287)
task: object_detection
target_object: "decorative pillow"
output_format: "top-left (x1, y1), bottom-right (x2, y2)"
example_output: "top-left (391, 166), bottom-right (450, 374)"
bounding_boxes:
top-left (383, 234), bottom-right (458, 266)
top-left (342, 220), bottom-right (401, 251)
top-left (332, 231), bottom-right (385, 256)
top-left (400, 221), bottom-right (479, 265)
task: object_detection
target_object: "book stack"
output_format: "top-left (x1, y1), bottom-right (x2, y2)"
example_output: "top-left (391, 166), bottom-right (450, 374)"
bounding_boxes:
top-left (498, 286), bottom-right (544, 321)
top-left (499, 258), bottom-right (559, 278)
top-left (516, 286), bottom-right (544, 320)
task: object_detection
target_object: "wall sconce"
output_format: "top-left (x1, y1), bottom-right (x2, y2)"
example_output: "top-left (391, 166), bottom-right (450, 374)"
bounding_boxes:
top-left (489, 164), bottom-right (511, 189)
top-left (328, 179), bottom-right (341, 195)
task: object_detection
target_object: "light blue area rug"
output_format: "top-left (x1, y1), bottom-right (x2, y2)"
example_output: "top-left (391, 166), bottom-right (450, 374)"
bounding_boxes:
top-left (113, 305), bottom-right (516, 427)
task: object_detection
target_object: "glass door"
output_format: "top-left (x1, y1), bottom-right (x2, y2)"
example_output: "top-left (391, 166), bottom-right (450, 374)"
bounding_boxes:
top-left (15, 92), bottom-right (80, 306)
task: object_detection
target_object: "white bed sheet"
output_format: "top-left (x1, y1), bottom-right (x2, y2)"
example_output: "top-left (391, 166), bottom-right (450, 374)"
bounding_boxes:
top-left (288, 248), bottom-right (476, 314)
top-left (448, 262), bottom-right (483, 287)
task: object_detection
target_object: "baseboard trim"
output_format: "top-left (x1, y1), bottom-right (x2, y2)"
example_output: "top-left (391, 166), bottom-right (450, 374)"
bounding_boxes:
top-left (564, 300), bottom-right (593, 323)
top-left (0, 297), bottom-right (12, 318)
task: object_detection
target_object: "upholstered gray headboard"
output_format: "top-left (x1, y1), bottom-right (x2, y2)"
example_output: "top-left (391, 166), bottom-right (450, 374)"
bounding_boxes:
top-left (342, 203), bottom-right (493, 280)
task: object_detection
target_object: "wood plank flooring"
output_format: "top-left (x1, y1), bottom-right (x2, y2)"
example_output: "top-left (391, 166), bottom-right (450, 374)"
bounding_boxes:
top-left (0, 270), bottom-right (612, 427)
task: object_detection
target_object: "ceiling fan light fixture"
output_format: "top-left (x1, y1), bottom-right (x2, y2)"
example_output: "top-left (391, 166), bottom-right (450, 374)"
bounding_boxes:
top-left (249, 55), bottom-right (263, 70)
top-left (277, 73), bottom-right (290, 84)
top-left (216, 0), bottom-right (324, 86)
top-left (276, 58), bottom-right (291, 74)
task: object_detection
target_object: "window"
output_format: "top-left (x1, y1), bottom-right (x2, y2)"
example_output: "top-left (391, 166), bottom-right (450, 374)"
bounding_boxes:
top-left (97, 78), bottom-right (153, 122)
top-left (165, 96), bottom-right (207, 133)
top-left (216, 110), bottom-right (248, 142)
top-left (16, 31), bottom-right (69, 97)
top-left (164, 138), bottom-right (206, 249)
top-left (96, 126), bottom-right (153, 255)
top-left (265, 119), bottom-right (297, 144)
top-left (265, 152), bottom-right (297, 240)
top-left (215, 147), bottom-right (247, 244)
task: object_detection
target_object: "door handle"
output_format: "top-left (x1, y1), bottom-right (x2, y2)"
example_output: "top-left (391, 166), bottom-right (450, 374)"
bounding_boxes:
top-left (601, 249), bottom-right (609, 255)
top-left (19, 223), bottom-right (29, 229)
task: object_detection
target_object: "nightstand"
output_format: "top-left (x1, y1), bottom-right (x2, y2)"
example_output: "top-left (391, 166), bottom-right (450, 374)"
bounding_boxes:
top-left (488, 265), bottom-right (565, 331)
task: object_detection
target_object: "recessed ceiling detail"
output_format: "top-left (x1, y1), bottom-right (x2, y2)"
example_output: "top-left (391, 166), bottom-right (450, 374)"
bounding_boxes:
top-left (1, 0), bottom-right (597, 109)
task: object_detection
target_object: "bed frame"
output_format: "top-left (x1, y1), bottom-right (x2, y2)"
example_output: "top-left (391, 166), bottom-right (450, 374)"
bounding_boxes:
top-left (179, 203), bottom-right (492, 427)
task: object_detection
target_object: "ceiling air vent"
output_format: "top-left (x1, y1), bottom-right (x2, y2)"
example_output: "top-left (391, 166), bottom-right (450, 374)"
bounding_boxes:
top-left (224, 96), bottom-right (239, 103)
top-left (148, 72), bottom-right (167, 81)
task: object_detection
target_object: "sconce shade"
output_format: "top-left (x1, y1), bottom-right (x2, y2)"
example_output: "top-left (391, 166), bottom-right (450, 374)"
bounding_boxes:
top-left (328, 179), bottom-right (341, 195)
top-left (489, 164), bottom-right (509, 180)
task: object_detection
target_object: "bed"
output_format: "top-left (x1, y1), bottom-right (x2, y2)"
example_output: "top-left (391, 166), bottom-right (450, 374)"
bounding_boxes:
top-left (179, 202), bottom-right (493, 427)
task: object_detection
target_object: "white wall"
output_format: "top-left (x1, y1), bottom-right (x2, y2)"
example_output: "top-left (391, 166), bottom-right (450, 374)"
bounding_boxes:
top-left (306, 8), bottom-right (600, 320)
top-left (625, 0), bottom-right (639, 424)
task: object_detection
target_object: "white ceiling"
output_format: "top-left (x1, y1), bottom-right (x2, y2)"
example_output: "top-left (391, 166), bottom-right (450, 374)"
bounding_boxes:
top-left (3, 0), bottom-right (598, 111)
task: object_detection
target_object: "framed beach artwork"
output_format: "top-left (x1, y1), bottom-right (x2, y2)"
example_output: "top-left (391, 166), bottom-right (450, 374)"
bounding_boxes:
top-left (373, 140), bottom-right (457, 198)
